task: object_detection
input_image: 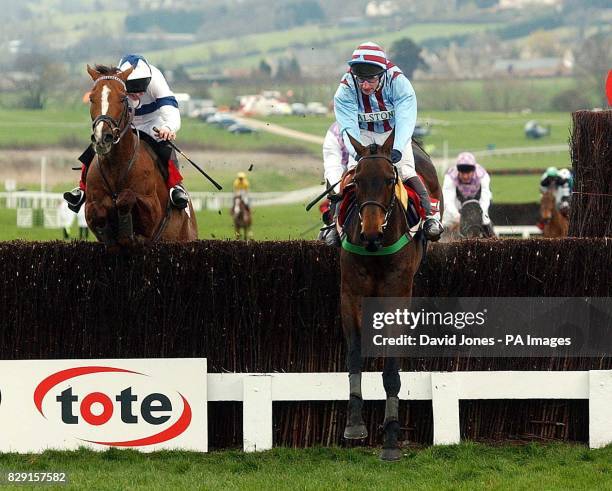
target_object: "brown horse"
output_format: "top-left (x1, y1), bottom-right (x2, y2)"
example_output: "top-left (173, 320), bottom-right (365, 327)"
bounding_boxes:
top-left (231, 195), bottom-right (252, 240)
top-left (341, 131), bottom-right (443, 461)
top-left (540, 189), bottom-right (568, 238)
top-left (85, 65), bottom-right (197, 247)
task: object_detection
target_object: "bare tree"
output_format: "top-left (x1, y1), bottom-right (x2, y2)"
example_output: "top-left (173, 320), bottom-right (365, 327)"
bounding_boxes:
top-left (12, 54), bottom-right (67, 109)
top-left (574, 33), bottom-right (612, 107)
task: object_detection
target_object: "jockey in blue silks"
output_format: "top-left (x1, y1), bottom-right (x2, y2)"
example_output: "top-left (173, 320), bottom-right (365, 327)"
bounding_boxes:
top-left (333, 41), bottom-right (443, 241)
top-left (64, 54), bottom-right (189, 213)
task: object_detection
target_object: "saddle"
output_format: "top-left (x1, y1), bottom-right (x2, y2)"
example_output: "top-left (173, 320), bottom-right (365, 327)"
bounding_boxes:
top-left (138, 131), bottom-right (173, 182)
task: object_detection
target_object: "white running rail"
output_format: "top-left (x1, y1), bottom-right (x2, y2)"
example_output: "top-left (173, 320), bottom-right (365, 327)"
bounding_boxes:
top-left (495, 225), bottom-right (543, 238)
top-left (207, 370), bottom-right (612, 452)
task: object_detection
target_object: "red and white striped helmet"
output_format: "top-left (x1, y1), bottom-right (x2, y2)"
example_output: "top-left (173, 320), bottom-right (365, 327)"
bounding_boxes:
top-left (348, 42), bottom-right (388, 71)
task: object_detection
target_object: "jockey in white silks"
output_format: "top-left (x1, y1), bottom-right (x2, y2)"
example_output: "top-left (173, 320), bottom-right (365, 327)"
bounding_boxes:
top-left (539, 166), bottom-right (572, 214)
top-left (64, 54), bottom-right (189, 213)
top-left (333, 41), bottom-right (443, 241)
top-left (318, 121), bottom-right (358, 245)
top-left (323, 121), bottom-right (357, 193)
top-left (442, 152), bottom-right (492, 231)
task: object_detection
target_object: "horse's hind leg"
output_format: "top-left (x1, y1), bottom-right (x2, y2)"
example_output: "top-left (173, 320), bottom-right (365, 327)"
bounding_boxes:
top-left (381, 356), bottom-right (402, 461)
top-left (344, 327), bottom-right (367, 440)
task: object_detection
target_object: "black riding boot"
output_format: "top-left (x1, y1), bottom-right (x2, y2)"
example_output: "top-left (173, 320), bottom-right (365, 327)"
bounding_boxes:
top-left (63, 145), bottom-right (95, 213)
top-left (64, 188), bottom-right (86, 213)
top-left (170, 184), bottom-right (189, 209)
top-left (319, 197), bottom-right (341, 247)
top-left (404, 176), bottom-right (444, 241)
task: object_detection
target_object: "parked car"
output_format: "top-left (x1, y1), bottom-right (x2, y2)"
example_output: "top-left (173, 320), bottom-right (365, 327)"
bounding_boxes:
top-left (228, 123), bottom-right (256, 134)
top-left (270, 102), bottom-right (292, 116)
top-left (195, 107), bottom-right (218, 120)
top-left (206, 113), bottom-right (237, 128)
top-left (306, 102), bottom-right (328, 116)
top-left (291, 103), bottom-right (307, 116)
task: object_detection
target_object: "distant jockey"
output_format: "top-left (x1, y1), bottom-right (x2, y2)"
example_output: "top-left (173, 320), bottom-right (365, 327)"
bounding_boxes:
top-left (233, 171), bottom-right (250, 209)
top-left (442, 152), bottom-right (493, 234)
top-left (539, 166), bottom-right (572, 215)
top-left (334, 41), bottom-right (443, 241)
top-left (64, 54), bottom-right (189, 213)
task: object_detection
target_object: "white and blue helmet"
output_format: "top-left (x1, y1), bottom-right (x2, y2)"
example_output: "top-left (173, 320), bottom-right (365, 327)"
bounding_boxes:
top-left (118, 54), bottom-right (152, 93)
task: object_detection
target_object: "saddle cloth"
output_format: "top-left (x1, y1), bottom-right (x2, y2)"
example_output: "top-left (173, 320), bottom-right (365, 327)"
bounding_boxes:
top-left (337, 174), bottom-right (432, 234)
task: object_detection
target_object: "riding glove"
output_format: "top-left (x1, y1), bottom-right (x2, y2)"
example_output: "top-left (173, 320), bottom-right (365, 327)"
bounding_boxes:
top-left (390, 149), bottom-right (402, 164)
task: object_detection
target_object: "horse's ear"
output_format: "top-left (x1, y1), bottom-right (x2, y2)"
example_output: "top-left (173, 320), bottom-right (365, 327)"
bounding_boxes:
top-left (117, 66), bottom-right (134, 81)
top-left (381, 128), bottom-right (395, 155)
top-left (87, 64), bottom-right (100, 81)
top-left (346, 131), bottom-right (366, 159)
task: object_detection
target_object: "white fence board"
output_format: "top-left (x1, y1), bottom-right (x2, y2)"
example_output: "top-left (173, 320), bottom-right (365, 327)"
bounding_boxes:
top-left (207, 370), bottom-right (611, 451)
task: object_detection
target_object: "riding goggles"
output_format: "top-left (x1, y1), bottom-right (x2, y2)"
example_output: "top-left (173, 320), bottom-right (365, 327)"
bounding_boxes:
top-left (126, 77), bottom-right (151, 94)
top-left (457, 164), bottom-right (476, 173)
top-left (355, 74), bottom-right (382, 85)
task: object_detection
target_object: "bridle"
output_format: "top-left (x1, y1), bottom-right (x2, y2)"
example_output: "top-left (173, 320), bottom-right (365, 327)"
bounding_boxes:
top-left (91, 76), bottom-right (134, 145)
top-left (355, 151), bottom-right (398, 233)
top-left (89, 75), bottom-right (140, 204)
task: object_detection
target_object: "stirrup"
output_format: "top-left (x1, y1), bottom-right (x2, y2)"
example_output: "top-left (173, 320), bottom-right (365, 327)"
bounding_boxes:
top-left (169, 185), bottom-right (189, 209)
top-left (63, 188), bottom-right (85, 213)
top-left (423, 216), bottom-right (444, 241)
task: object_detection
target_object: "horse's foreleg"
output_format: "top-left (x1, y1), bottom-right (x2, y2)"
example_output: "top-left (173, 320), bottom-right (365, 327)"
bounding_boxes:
top-left (87, 203), bottom-right (117, 248)
top-left (116, 189), bottom-right (137, 246)
top-left (381, 356), bottom-right (401, 461)
top-left (344, 326), bottom-right (367, 440)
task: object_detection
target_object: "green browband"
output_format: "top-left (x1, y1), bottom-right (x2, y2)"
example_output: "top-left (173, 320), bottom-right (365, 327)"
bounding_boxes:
top-left (341, 234), bottom-right (411, 256)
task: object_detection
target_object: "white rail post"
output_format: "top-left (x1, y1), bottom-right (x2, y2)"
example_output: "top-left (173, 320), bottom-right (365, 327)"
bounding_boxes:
top-left (589, 370), bottom-right (612, 449)
top-left (431, 372), bottom-right (460, 445)
top-left (243, 375), bottom-right (273, 452)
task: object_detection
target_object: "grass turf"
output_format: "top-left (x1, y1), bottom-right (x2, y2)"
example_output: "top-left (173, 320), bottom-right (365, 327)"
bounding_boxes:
top-left (0, 108), bottom-right (572, 162)
top-left (0, 443), bottom-right (610, 490)
top-left (0, 203), bottom-right (323, 242)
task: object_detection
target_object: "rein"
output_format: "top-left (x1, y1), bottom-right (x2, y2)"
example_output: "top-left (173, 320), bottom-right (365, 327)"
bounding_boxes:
top-left (343, 153), bottom-right (411, 256)
top-left (90, 76), bottom-right (140, 203)
top-left (96, 129), bottom-right (141, 203)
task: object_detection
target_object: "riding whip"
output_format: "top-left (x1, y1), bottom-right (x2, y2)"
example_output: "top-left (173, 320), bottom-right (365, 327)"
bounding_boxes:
top-left (305, 179), bottom-right (342, 211)
top-left (153, 127), bottom-right (223, 190)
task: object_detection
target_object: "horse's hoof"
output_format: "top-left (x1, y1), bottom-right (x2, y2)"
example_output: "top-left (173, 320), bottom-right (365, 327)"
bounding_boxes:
top-left (343, 424), bottom-right (368, 440)
top-left (380, 447), bottom-right (401, 461)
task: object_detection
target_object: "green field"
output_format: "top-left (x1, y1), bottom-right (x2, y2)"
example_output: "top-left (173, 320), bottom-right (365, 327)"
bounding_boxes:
top-left (0, 443), bottom-right (610, 490)
top-left (257, 111), bottom-right (571, 155)
top-left (0, 108), bottom-right (316, 154)
top-left (146, 22), bottom-right (499, 74)
top-left (0, 203), bottom-right (323, 242)
top-left (0, 108), bottom-right (571, 241)
top-left (254, 111), bottom-right (573, 169)
top-left (0, 106), bottom-right (571, 165)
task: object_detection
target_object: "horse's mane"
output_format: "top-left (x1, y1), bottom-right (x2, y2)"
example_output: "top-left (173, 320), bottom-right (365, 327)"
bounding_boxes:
top-left (94, 65), bottom-right (120, 75)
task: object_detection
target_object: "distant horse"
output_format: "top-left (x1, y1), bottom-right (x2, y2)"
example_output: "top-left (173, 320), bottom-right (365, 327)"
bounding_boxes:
top-left (231, 195), bottom-right (252, 240)
top-left (540, 189), bottom-right (568, 238)
top-left (340, 131), bottom-right (442, 461)
top-left (85, 65), bottom-right (197, 248)
top-left (460, 199), bottom-right (494, 238)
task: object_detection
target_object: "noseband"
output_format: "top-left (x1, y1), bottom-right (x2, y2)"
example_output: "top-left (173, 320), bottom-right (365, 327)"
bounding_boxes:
top-left (355, 153), bottom-right (398, 233)
top-left (91, 76), bottom-right (134, 145)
